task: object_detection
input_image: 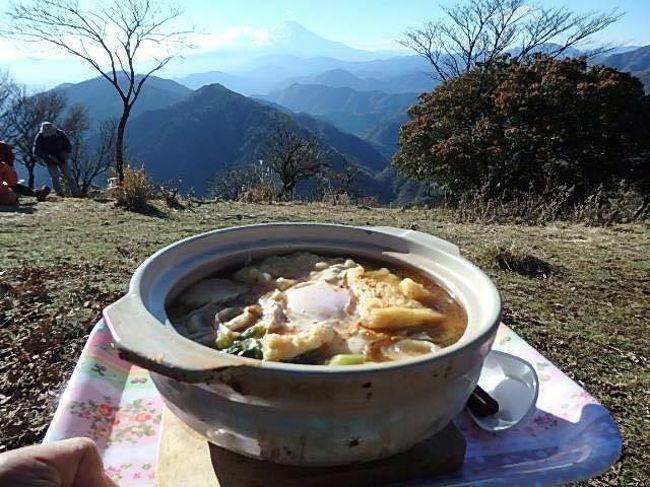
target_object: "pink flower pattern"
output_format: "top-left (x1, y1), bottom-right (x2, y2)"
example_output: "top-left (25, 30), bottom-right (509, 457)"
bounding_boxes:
top-left (68, 397), bottom-right (161, 445)
top-left (44, 320), bottom-right (620, 487)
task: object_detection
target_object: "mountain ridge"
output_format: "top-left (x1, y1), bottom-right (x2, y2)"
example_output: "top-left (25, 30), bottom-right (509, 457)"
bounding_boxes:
top-left (600, 45), bottom-right (650, 73)
top-left (258, 83), bottom-right (417, 137)
top-left (122, 83), bottom-right (390, 196)
top-left (51, 73), bottom-right (192, 126)
top-left (174, 54), bottom-right (434, 95)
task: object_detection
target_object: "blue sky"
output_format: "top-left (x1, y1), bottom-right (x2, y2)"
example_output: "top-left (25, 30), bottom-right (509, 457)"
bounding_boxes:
top-left (185, 0), bottom-right (650, 50)
top-left (1, 0), bottom-right (648, 86)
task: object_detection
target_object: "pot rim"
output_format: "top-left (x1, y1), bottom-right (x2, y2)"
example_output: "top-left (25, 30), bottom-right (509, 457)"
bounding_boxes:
top-left (108, 223), bottom-right (502, 376)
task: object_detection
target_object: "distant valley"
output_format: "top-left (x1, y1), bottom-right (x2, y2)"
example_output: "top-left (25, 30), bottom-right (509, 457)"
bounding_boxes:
top-left (257, 84), bottom-right (418, 137)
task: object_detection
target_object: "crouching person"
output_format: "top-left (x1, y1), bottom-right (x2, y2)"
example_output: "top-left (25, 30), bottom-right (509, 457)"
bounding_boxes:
top-left (0, 141), bottom-right (50, 204)
top-left (0, 161), bottom-right (17, 205)
top-left (33, 122), bottom-right (79, 197)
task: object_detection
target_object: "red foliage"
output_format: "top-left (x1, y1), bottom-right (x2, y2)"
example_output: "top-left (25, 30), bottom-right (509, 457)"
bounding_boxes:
top-left (394, 56), bottom-right (650, 202)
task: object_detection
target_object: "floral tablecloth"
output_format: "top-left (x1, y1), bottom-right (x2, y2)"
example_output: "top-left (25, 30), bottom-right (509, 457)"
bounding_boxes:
top-left (43, 321), bottom-right (621, 486)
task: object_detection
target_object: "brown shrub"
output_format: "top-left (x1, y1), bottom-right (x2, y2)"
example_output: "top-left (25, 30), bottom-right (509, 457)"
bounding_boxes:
top-left (237, 183), bottom-right (277, 204)
top-left (111, 166), bottom-right (154, 210)
top-left (317, 191), bottom-right (354, 206)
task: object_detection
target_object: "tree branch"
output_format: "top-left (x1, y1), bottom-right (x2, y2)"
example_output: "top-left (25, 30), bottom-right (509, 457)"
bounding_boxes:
top-left (7, 0), bottom-right (191, 180)
top-left (400, 0), bottom-right (622, 79)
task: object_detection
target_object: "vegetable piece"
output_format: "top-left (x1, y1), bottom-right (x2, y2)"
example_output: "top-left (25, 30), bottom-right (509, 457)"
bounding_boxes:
top-left (399, 278), bottom-right (434, 301)
top-left (223, 305), bottom-right (262, 331)
top-left (275, 277), bottom-right (296, 291)
top-left (409, 332), bottom-right (435, 342)
top-left (215, 331), bottom-right (233, 350)
top-left (329, 354), bottom-right (365, 366)
top-left (393, 339), bottom-right (438, 354)
top-left (381, 339), bottom-right (439, 360)
top-left (261, 301), bottom-right (287, 333)
top-left (233, 267), bottom-right (273, 284)
top-left (364, 306), bottom-right (444, 330)
top-left (240, 323), bottom-right (266, 339)
top-left (216, 307), bottom-right (244, 323)
top-left (263, 325), bottom-right (334, 362)
top-left (222, 338), bottom-right (263, 359)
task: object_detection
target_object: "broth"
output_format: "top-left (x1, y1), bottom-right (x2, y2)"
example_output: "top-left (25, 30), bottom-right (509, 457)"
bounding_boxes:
top-left (167, 252), bottom-right (467, 365)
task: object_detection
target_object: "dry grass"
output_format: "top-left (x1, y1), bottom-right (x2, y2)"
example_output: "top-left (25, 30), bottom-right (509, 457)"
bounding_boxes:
top-left (237, 183), bottom-right (277, 204)
top-left (0, 198), bottom-right (648, 486)
top-left (449, 184), bottom-right (648, 226)
top-left (110, 166), bottom-right (155, 210)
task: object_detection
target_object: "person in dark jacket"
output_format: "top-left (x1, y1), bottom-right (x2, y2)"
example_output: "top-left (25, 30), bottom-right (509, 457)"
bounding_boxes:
top-left (33, 122), bottom-right (79, 196)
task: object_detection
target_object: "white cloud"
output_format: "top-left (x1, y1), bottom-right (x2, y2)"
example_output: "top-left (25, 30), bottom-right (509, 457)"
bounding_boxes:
top-left (1, 22), bottom-right (273, 64)
top-left (187, 26), bottom-right (273, 53)
top-left (0, 38), bottom-right (70, 62)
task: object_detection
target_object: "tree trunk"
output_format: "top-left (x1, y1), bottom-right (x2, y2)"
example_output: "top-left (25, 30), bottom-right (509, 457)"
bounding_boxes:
top-left (282, 181), bottom-right (295, 200)
top-left (27, 161), bottom-right (35, 189)
top-left (115, 106), bottom-right (131, 183)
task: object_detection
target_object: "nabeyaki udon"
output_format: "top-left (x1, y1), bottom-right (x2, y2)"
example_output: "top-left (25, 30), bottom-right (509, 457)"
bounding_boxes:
top-left (167, 252), bottom-right (467, 365)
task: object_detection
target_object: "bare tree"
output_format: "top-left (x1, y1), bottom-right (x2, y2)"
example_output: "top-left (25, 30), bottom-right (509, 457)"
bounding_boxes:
top-left (61, 106), bottom-right (115, 195)
top-left (401, 0), bottom-right (622, 81)
top-left (7, 0), bottom-right (190, 183)
top-left (263, 128), bottom-right (326, 200)
top-left (210, 162), bottom-right (277, 201)
top-left (0, 72), bottom-right (14, 108)
top-left (61, 104), bottom-right (90, 166)
top-left (313, 163), bottom-right (359, 202)
top-left (4, 89), bottom-right (67, 188)
top-left (0, 72), bottom-right (20, 141)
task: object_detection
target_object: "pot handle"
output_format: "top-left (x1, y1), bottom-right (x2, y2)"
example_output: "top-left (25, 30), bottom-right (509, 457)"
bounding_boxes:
top-left (103, 295), bottom-right (251, 382)
top-left (368, 226), bottom-right (461, 256)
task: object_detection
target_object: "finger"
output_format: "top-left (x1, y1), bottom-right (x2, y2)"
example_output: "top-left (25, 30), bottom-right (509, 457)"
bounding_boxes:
top-left (0, 448), bottom-right (59, 486)
top-left (37, 437), bottom-right (108, 487)
top-left (0, 437), bottom-right (110, 487)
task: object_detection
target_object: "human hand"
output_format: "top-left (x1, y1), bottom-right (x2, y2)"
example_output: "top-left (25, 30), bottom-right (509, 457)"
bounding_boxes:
top-left (0, 437), bottom-right (115, 487)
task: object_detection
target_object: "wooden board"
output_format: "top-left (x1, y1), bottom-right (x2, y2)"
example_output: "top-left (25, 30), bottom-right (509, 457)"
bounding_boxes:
top-left (156, 407), bottom-right (465, 487)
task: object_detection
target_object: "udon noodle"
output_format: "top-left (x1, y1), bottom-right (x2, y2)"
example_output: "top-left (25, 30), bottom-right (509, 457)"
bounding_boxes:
top-left (167, 252), bottom-right (467, 365)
